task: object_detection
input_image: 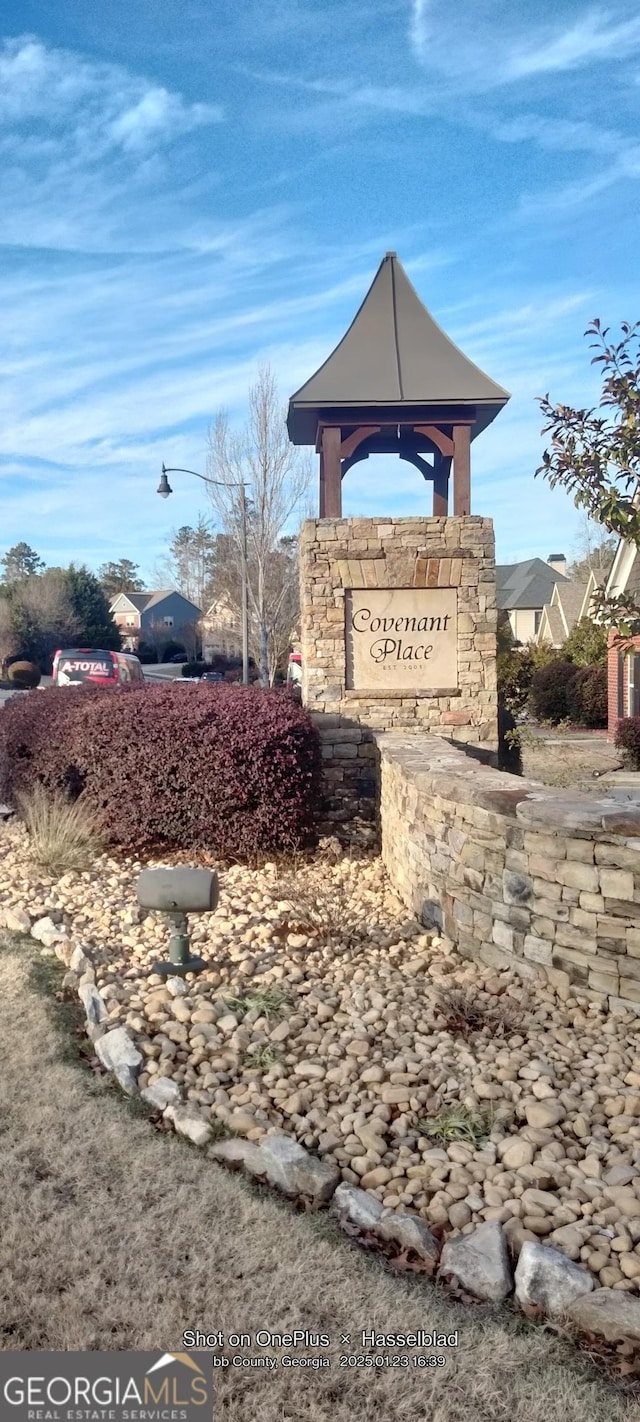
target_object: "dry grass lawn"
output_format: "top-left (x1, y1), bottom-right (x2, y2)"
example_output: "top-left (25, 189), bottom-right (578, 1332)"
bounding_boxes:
top-left (0, 937), bottom-right (638, 1421)
top-left (519, 732), bottom-right (622, 792)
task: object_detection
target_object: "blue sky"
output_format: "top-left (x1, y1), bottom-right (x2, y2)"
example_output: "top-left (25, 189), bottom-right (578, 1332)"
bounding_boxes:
top-left (1, 1), bottom-right (639, 582)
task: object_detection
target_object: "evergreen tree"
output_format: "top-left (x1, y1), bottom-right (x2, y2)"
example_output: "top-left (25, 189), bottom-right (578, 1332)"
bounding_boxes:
top-left (64, 565), bottom-right (121, 649)
top-left (98, 559), bottom-right (144, 598)
top-left (1, 543), bottom-right (44, 582)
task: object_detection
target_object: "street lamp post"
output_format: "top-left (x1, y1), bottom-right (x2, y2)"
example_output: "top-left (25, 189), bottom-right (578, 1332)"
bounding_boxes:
top-left (158, 464), bottom-right (250, 686)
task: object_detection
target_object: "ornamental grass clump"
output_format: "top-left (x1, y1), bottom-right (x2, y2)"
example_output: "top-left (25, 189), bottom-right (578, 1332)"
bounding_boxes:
top-left (435, 988), bottom-right (524, 1040)
top-left (16, 783), bottom-right (104, 875)
top-left (418, 1105), bottom-right (493, 1149)
top-left (0, 682), bottom-right (321, 859)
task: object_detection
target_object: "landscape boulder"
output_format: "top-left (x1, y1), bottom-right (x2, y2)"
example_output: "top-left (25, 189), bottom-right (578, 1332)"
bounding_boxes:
top-left (164, 1103), bottom-right (213, 1148)
top-left (5, 907), bottom-right (31, 934)
top-left (31, 915), bottom-right (66, 948)
top-left (332, 1184), bottom-right (384, 1231)
top-left (515, 1241), bottom-right (594, 1317)
top-left (209, 1138), bottom-right (264, 1172)
top-left (140, 1076), bottom-right (181, 1111)
top-left (566, 1288), bottom-right (640, 1343)
top-left (78, 982), bottom-right (108, 1027)
top-left (439, 1221), bottom-right (513, 1301)
top-left (251, 1131), bottom-right (340, 1205)
top-left (95, 1027), bottom-right (142, 1095)
top-left (375, 1212), bottom-right (440, 1265)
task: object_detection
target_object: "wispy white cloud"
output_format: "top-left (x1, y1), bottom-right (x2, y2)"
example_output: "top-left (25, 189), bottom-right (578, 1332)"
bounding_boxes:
top-left (491, 113), bottom-right (626, 157)
top-left (0, 36), bottom-right (223, 255)
top-left (408, 2), bottom-right (640, 89)
top-left (504, 9), bottom-right (640, 79)
top-left (0, 36), bottom-right (221, 147)
top-left (0, 8), bottom-right (636, 575)
top-left (515, 147), bottom-right (640, 220)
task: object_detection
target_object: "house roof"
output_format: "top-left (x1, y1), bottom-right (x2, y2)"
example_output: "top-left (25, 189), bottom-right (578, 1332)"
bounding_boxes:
top-left (202, 594), bottom-right (239, 627)
top-left (110, 592), bottom-right (149, 612)
top-left (496, 558), bottom-right (569, 611)
top-left (110, 589), bottom-right (202, 615)
top-left (288, 252), bottom-right (510, 445)
top-left (539, 604), bottom-right (565, 646)
top-left (554, 581), bottom-right (588, 635)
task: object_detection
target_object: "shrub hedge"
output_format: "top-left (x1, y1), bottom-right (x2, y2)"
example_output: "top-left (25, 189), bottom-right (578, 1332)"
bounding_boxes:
top-left (565, 665), bottom-right (607, 728)
top-left (0, 683), bottom-right (322, 858)
top-left (529, 659), bottom-right (578, 724)
top-left (7, 660), bottom-right (41, 688)
top-left (615, 717), bottom-right (640, 769)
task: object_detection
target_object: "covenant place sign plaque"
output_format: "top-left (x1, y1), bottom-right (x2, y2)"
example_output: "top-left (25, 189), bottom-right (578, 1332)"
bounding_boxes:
top-left (345, 588), bottom-right (458, 691)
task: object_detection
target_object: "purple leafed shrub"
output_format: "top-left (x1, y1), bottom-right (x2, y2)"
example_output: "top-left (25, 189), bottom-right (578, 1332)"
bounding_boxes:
top-left (528, 659), bottom-right (578, 724)
top-left (565, 665), bottom-right (608, 728)
top-left (0, 683), bottom-right (321, 857)
top-left (615, 716), bottom-right (640, 770)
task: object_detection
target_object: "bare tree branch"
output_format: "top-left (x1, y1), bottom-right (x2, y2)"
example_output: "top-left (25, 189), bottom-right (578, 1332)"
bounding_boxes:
top-left (206, 365), bottom-right (311, 684)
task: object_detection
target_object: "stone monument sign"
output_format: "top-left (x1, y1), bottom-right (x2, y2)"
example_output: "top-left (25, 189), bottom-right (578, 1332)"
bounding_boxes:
top-left (346, 588), bottom-right (457, 690)
top-left (288, 251), bottom-right (507, 832)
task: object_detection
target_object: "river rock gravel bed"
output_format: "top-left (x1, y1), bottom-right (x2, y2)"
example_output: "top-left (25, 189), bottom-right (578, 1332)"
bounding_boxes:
top-left (3, 820), bottom-right (640, 1296)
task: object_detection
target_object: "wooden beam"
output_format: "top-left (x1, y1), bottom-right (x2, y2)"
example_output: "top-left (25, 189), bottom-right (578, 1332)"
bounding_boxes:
top-left (414, 424), bottom-right (455, 458)
top-left (339, 425), bottom-right (381, 461)
top-left (318, 450), bottom-right (326, 517)
top-left (322, 426), bottom-right (342, 518)
top-left (453, 424), bottom-right (471, 515)
top-left (432, 455), bottom-right (449, 516)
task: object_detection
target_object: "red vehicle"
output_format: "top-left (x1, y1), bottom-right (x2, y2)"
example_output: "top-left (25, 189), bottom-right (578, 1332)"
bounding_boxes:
top-left (286, 652), bottom-right (302, 686)
top-left (52, 648), bottom-right (145, 687)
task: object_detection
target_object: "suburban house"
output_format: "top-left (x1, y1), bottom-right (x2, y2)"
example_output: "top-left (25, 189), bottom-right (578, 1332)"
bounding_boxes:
top-left (200, 594), bottom-right (243, 662)
top-left (536, 568), bottom-right (604, 649)
top-left (496, 554), bottom-right (568, 643)
top-left (110, 590), bottom-right (202, 655)
top-left (605, 539), bottom-right (640, 735)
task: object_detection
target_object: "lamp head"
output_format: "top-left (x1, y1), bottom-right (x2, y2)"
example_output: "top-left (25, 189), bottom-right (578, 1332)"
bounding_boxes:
top-left (157, 466), bottom-right (172, 499)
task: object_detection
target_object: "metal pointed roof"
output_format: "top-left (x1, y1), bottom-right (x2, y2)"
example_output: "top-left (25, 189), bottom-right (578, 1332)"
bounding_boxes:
top-left (288, 252), bottom-right (510, 444)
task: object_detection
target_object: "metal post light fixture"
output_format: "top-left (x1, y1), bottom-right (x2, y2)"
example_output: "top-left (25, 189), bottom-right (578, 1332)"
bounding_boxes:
top-left (136, 866), bottom-right (219, 978)
top-left (157, 463), bottom-right (250, 685)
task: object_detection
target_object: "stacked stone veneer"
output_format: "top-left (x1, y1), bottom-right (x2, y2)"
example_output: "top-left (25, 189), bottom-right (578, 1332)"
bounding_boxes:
top-left (378, 734), bottom-right (640, 1015)
top-left (299, 515), bottom-right (497, 833)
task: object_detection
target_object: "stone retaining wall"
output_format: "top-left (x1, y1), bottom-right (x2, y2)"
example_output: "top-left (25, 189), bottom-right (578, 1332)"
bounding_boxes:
top-left (309, 712), bottom-right (379, 842)
top-left (378, 734), bottom-right (640, 1015)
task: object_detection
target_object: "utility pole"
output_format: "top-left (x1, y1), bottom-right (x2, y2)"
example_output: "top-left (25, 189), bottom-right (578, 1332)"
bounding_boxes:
top-left (158, 464), bottom-right (250, 685)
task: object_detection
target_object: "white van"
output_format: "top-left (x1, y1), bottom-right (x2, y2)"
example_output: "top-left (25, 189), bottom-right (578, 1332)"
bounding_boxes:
top-left (52, 648), bottom-right (145, 687)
